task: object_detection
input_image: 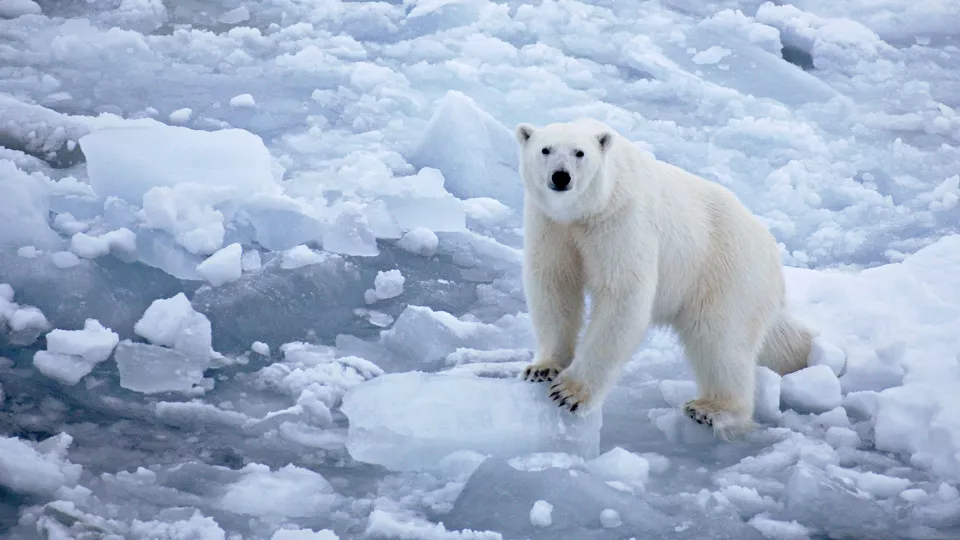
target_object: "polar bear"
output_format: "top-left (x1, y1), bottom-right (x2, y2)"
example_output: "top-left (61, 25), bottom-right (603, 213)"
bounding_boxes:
top-left (515, 118), bottom-right (814, 438)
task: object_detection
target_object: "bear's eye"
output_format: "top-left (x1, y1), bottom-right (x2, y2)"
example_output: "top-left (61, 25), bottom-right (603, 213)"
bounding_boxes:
top-left (541, 147), bottom-right (551, 155)
top-left (575, 150), bottom-right (585, 158)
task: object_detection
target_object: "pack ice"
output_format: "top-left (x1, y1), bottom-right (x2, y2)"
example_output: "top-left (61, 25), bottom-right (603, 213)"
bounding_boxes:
top-left (2, 0), bottom-right (960, 539)
top-left (341, 371), bottom-right (602, 471)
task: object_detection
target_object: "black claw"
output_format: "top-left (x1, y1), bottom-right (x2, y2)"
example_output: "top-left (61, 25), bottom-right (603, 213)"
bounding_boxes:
top-left (570, 403), bottom-right (579, 412)
top-left (549, 391), bottom-right (560, 399)
top-left (559, 397), bottom-right (568, 407)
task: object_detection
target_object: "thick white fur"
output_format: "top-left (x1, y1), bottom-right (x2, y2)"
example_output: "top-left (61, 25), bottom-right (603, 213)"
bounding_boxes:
top-left (516, 118), bottom-right (814, 439)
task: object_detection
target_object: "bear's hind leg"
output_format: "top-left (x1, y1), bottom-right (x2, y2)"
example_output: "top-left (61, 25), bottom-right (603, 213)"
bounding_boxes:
top-left (679, 326), bottom-right (761, 440)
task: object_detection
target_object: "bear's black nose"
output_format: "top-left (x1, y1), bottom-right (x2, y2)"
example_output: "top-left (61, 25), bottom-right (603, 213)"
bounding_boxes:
top-left (550, 170), bottom-right (571, 191)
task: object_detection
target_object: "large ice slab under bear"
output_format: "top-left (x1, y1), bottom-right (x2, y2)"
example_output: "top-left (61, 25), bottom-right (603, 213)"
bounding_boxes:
top-left (341, 371), bottom-right (602, 472)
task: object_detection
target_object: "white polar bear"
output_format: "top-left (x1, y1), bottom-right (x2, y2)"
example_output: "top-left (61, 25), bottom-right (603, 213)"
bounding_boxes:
top-left (515, 118), bottom-right (815, 438)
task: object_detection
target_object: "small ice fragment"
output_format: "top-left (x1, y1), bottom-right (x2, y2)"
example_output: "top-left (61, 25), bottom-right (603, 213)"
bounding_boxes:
top-left (169, 108), bottom-right (192, 124)
top-left (529, 500), bottom-right (553, 527)
top-left (229, 93), bottom-right (256, 108)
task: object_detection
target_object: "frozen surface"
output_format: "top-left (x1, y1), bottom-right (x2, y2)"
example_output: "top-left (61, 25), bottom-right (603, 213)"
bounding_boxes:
top-left (1, 0), bottom-right (960, 538)
top-left (342, 371), bottom-right (602, 472)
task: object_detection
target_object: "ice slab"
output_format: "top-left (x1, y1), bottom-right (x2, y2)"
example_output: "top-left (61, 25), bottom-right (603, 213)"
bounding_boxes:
top-left (79, 124), bottom-right (275, 206)
top-left (408, 91), bottom-right (522, 207)
top-left (246, 206), bottom-right (325, 252)
top-left (341, 371), bottom-right (602, 472)
top-left (323, 202), bottom-right (379, 257)
top-left (0, 160), bottom-right (61, 250)
top-left (114, 341), bottom-right (208, 394)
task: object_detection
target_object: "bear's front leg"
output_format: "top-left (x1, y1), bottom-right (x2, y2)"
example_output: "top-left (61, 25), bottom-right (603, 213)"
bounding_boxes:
top-left (550, 283), bottom-right (654, 413)
top-left (521, 264), bottom-right (584, 383)
top-left (521, 214), bottom-right (585, 384)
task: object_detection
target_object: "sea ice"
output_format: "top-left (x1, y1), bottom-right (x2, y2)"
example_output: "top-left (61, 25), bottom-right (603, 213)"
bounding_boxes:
top-left (79, 124), bottom-right (276, 206)
top-left (33, 319), bottom-right (119, 385)
top-left (0, 433), bottom-right (80, 496)
top-left (133, 293), bottom-right (217, 363)
top-left (599, 509), bottom-right (622, 529)
top-left (196, 243), bottom-right (243, 287)
top-left (529, 500), bottom-right (553, 527)
top-left (229, 93), bottom-right (256, 108)
top-left (408, 91), bottom-right (522, 207)
top-left (114, 341), bottom-right (208, 394)
top-left (271, 529), bottom-right (339, 540)
top-left (585, 447), bottom-right (650, 490)
top-left (365, 269), bottom-right (405, 304)
top-left (341, 371), bottom-right (602, 472)
top-left (70, 228), bottom-right (137, 261)
top-left (215, 463), bottom-right (338, 519)
top-left (0, 157), bottom-right (62, 245)
top-left (322, 202), bottom-right (379, 257)
top-left (0, 283), bottom-right (50, 346)
top-left (396, 227), bottom-right (439, 257)
top-left (0, 0), bottom-right (41, 18)
top-left (780, 365), bottom-right (843, 414)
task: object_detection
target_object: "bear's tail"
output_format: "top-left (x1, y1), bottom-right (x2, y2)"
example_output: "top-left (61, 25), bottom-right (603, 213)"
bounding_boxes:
top-left (756, 310), bottom-right (814, 376)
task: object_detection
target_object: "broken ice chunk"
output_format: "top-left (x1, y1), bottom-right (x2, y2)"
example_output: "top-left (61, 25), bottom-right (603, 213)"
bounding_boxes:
top-left (133, 293), bottom-right (217, 362)
top-left (341, 371), bottom-right (602, 472)
top-left (114, 341), bottom-right (208, 394)
top-left (32, 319), bottom-right (119, 385)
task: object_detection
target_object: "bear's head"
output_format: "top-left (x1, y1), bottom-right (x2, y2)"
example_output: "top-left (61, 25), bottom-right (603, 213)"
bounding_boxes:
top-left (515, 120), bottom-right (614, 223)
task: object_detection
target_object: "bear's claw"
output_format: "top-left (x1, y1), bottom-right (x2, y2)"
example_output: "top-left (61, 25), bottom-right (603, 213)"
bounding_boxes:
top-left (681, 398), bottom-right (754, 440)
top-left (522, 364), bottom-right (560, 382)
top-left (548, 375), bottom-right (590, 413)
top-left (683, 401), bottom-right (715, 427)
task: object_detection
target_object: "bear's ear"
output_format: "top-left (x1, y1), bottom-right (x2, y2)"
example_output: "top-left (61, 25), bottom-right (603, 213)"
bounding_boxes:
top-left (515, 123), bottom-right (535, 146)
top-left (597, 131), bottom-right (613, 154)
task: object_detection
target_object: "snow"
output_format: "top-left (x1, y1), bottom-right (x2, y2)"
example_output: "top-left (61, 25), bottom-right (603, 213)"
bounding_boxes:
top-left (2, 0), bottom-right (960, 538)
